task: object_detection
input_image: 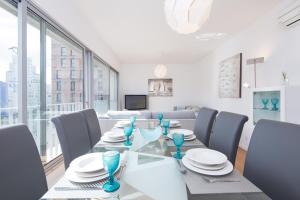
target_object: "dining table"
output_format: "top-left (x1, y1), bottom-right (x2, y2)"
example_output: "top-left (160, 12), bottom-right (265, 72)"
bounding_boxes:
top-left (41, 120), bottom-right (271, 200)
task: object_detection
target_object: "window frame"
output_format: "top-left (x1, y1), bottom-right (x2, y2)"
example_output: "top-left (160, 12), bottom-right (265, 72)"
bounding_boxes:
top-left (1, 0), bottom-right (119, 169)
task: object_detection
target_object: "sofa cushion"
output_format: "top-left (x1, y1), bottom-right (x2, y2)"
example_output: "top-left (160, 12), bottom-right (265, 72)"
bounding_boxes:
top-left (106, 110), bottom-right (152, 119)
top-left (151, 111), bottom-right (196, 119)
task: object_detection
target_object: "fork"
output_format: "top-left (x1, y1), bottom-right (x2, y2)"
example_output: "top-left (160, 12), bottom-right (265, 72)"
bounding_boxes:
top-left (201, 176), bottom-right (240, 183)
top-left (55, 186), bottom-right (102, 191)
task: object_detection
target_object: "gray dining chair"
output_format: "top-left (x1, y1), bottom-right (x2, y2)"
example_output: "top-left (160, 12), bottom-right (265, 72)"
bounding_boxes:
top-left (52, 112), bottom-right (91, 169)
top-left (0, 124), bottom-right (48, 200)
top-left (193, 107), bottom-right (218, 146)
top-left (209, 111), bottom-right (248, 165)
top-left (244, 119), bottom-right (300, 200)
top-left (80, 109), bottom-right (102, 147)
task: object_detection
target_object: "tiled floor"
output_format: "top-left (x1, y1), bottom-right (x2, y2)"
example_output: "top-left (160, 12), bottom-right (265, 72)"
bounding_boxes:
top-left (46, 163), bottom-right (65, 188)
top-left (235, 148), bottom-right (246, 174)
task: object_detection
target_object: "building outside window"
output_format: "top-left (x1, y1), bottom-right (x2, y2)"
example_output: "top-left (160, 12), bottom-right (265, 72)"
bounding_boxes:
top-left (93, 58), bottom-right (109, 114)
top-left (0, 0), bottom-right (118, 165)
top-left (70, 70), bottom-right (76, 79)
top-left (71, 58), bottom-right (76, 68)
top-left (61, 47), bottom-right (67, 56)
top-left (71, 93), bottom-right (75, 102)
top-left (0, 1), bottom-right (18, 127)
top-left (55, 70), bottom-right (61, 79)
top-left (56, 81), bottom-right (61, 91)
top-left (70, 81), bottom-right (76, 91)
top-left (60, 58), bottom-right (67, 67)
top-left (56, 93), bottom-right (61, 103)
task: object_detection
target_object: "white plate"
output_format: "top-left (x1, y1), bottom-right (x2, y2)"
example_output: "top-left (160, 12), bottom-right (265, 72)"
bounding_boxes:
top-left (70, 153), bottom-right (104, 173)
top-left (167, 134), bottom-right (196, 141)
top-left (115, 124), bottom-right (136, 129)
top-left (115, 120), bottom-right (131, 128)
top-left (66, 165), bottom-right (120, 183)
top-left (104, 131), bottom-right (125, 139)
top-left (169, 120), bottom-right (180, 127)
top-left (170, 129), bottom-right (194, 137)
top-left (101, 135), bottom-right (126, 143)
top-left (185, 148), bottom-right (227, 166)
top-left (170, 123), bottom-right (181, 128)
top-left (184, 134), bottom-right (196, 139)
top-left (187, 158), bottom-right (226, 171)
top-left (170, 120), bottom-right (180, 125)
top-left (182, 156), bottom-right (233, 176)
top-left (74, 169), bottom-right (107, 178)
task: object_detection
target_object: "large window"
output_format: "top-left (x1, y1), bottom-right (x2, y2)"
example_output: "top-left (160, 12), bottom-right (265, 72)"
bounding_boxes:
top-left (0, 1), bottom-right (18, 126)
top-left (27, 12), bottom-right (42, 156)
top-left (92, 57), bottom-right (118, 114)
top-left (0, 0), bottom-right (119, 166)
top-left (45, 25), bottom-right (84, 162)
top-left (110, 69), bottom-right (118, 110)
top-left (93, 57), bottom-right (110, 114)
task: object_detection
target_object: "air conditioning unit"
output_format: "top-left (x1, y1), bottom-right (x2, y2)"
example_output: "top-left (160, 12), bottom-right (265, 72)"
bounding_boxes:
top-left (278, 0), bottom-right (300, 27)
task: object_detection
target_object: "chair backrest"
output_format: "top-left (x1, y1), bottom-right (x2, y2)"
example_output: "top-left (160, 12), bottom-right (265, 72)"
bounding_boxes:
top-left (209, 111), bottom-right (248, 165)
top-left (52, 112), bottom-right (91, 169)
top-left (0, 124), bottom-right (48, 200)
top-left (193, 107), bottom-right (218, 146)
top-left (80, 109), bottom-right (101, 147)
top-left (244, 119), bottom-right (300, 200)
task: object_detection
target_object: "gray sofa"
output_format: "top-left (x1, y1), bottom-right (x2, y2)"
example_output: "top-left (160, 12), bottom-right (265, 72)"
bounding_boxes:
top-left (99, 110), bottom-right (196, 133)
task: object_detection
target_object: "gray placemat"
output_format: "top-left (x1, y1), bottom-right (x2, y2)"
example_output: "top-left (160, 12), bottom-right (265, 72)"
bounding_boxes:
top-left (42, 176), bottom-right (112, 199)
top-left (182, 169), bottom-right (261, 195)
top-left (166, 138), bottom-right (205, 147)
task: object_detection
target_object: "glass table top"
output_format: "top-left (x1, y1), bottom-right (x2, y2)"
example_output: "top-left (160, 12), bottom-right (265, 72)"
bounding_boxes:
top-left (41, 127), bottom-right (270, 200)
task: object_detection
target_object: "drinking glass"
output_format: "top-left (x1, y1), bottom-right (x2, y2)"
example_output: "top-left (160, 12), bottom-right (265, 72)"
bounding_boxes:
top-left (130, 116), bottom-right (136, 126)
top-left (261, 98), bottom-right (269, 110)
top-left (271, 98), bottom-right (279, 111)
top-left (173, 133), bottom-right (184, 159)
top-left (157, 113), bottom-right (163, 125)
top-left (102, 151), bottom-right (120, 192)
top-left (124, 126), bottom-right (133, 146)
top-left (162, 120), bottom-right (170, 136)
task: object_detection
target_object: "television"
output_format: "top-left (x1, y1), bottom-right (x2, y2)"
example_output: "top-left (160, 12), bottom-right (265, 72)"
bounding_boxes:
top-left (125, 95), bottom-right (147, 110)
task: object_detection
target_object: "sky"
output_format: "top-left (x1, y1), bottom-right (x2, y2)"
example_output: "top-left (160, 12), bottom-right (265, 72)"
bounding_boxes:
top-left (0, 6), bottom-right (18, 82)
top-left (0, 3), bottom-right (52, 84)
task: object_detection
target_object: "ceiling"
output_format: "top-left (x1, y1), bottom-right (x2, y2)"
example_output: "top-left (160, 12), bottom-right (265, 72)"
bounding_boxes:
top-left (71, 0), bottom-right (280, 64)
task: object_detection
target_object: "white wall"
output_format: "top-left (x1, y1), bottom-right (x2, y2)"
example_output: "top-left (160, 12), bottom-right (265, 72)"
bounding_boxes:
top-left (196, 0), bottom-right (300, 149)
top-left (32, 0), bottom-right (121, 69)
top-left (119, 64), bottom-right (202, 111)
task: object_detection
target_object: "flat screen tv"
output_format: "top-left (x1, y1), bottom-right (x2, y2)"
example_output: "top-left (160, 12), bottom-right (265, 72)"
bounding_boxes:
top-left (125, 95), bottom-right (147, 110)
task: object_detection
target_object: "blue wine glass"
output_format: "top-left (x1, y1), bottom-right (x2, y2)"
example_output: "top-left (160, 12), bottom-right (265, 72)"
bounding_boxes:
top-left (261, 98), bottom-right (269, 110)
top-left (271, 98), bottom-right (279, 111)
top-left (157, 113), bottom-right (163, 125)
top-left (173, 133), bottom-right (184, 159)
top-left (130, 116), bottom-right (136, 126)
top-left (124, 126), bottom-right (133, 146)
top-left (102, 151), bottom-right (120, 192)
top-left (162, 120), bottom-right (170, 136)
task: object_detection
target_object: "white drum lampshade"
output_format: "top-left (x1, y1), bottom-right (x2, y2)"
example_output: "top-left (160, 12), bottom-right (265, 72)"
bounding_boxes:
top-left (165, 0), bottom-right (214, 34)
top-left (154, 64), bottom-right (168, 78)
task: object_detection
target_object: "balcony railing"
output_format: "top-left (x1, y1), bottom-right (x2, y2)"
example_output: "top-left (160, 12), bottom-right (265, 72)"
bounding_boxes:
top-left (0, 102), bottom-right (83, 163)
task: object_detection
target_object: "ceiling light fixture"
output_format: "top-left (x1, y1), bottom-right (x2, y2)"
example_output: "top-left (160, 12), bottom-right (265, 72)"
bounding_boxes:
top-left (165, 0), bottom-right (214, 34)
